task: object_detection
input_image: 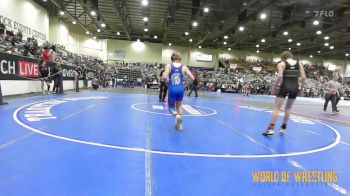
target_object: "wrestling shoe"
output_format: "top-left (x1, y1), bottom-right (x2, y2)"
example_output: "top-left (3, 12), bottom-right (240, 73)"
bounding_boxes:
top-left (279, 127), bottom-right (286, 134)
top-left (262, 129), bottom-right (274, 136)
top-left (175, 115), bottom-right (182, 130)
top-left (178, 123), bottom-right (183, 131)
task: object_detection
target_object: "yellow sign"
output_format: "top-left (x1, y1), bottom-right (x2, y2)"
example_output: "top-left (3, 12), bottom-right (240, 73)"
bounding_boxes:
top-left (252, 170), bottom-right (337, 183)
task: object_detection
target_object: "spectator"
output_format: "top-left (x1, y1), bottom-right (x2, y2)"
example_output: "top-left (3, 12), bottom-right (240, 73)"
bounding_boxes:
top-left (188, 75), bottom-right (199, 97)
top-left (42, 47), bottom-right (50, 61)
top-left (92, 77), bottom-right (99, 90)
top-left (73, 68), bottom-right (80, 92)
top-left (39, 61), bottom-right (50, 94)
top-left (81, 65), bottom-right (88, 89)
top-left (57, 60), bottom-right (64, 94)
top-left (323, 75), bottom-right (339, 114)
top-left (51, 63), bottom-right (61, 94)
top-left (335, 77), bottom-right (343, 112)
top-left (0, 22), bottom-right (5, 35)
top-left (159, 68), bottom-right (168, 102)
top-left (111, 68), bottom-right (118, 87)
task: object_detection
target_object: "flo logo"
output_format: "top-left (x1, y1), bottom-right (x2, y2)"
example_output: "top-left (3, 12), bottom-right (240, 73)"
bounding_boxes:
top-left (314, 10), bottom-right (334, 18)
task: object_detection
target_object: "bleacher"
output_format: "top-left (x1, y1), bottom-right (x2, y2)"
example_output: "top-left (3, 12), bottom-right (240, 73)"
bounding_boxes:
top-left (1, 21), bottom-right (346, 98)
top-left (117, 68), bottom-right (142, 81)
top-left (0, 26), bottom-right (106, 70)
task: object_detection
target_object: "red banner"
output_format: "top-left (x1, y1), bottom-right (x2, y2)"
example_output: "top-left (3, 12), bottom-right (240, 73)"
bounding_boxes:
top-left (18, 61), bottom-right (39, 77)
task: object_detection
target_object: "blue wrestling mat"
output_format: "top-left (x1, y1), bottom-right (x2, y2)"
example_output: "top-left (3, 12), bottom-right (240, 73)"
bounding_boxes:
top-left (0, 91), bottom-right (349, 196)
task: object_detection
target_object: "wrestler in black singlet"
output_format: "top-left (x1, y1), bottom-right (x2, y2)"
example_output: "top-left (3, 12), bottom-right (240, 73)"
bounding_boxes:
top-left (276, 60), bottom-right (300, 99)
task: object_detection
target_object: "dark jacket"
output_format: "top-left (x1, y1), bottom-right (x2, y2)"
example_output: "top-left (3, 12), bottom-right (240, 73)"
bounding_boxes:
top-left (193, 78), bottom-right (199, 86)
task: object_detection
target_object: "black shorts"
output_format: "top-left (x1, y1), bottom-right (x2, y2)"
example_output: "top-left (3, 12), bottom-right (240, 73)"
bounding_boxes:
top-left (277, 87), bottom-right (298, 99)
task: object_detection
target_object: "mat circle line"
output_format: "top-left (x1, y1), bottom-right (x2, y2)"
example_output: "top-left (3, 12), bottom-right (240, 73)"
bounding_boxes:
top-left (13, 99), bottom-right (341, 158)
top-left (131, 102), bottom-right (218, 116)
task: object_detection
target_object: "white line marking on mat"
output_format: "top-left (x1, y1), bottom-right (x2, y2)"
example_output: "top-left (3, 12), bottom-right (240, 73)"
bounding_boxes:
top-left (13, 101), bottom-right (341, 159)
top-left (145, 95), bottom-right (153, 196)
top-left (131, 103), bottom-right (217, 117)
top-left (0, 133), bottom-right (34, 150)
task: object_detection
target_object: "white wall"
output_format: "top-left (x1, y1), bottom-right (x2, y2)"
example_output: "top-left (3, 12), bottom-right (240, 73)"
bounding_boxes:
top-left (189, 48), bottom-right (218, 68)
top-left (162, 46), bottom-right (190, 65)
top-left (323, 59), bottom-right (346, 68)
top-left (67, 32), bottom-right (107, 60)
top-left (323, 59), bottom-right (348, 75)
top-left (219, 50), bottom-right (246, 60)
top-left (0, 0), bottom-right (49, 43)
top-left (107, 39), bottom-right (162, 63)
top-left (273, 54), bottom-right (321, 65)
top-left (345, 63), bottom-right (350, 76)
top-left (1, 80), bottom-right (90, 96)
top-left (107, 40), bottom-right (216, 67)
top-left (49, 18), bottom-right (69, 46)
top-left (246, 54), bottom-right (264, 62)
top-left (162, 46), bottom-right (218, 68)
top-left (49, 18), bottom-right (107, 60)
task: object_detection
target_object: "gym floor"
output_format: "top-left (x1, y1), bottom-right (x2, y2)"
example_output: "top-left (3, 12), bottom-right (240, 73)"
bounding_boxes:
top-left (0, 89), bottom-right (349, 196)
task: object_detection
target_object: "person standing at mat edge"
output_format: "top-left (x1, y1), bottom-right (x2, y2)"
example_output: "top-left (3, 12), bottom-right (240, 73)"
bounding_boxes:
top-left (73, 68), bottom-right (80, 92)
top-left (39, 61), bottom-right (51, 94)
top-left (162, 52), bottom-right (194, 131)
top-left (323, 75), bottom-right (340, 114)
top-left (334, 77), bottom-right (344, 112)
top-left (0, 81), bottom-right (8, 105)
top-left (188, 74), bottom-right (199, 97)
top-left (263, 51), bottom-right (306, 136)
top-left (159, 67), bottom-right (168, 102)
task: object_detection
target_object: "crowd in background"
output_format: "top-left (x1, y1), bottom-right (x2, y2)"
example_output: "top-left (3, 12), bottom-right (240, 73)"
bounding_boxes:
top-left (1, 22), bottom-right (108, 93)
top-left (117, 61), bottom-right (347, 98)
top-left (100, 60), bottom-right (349, 99)
top-left (1, 22), bottom-right (349, 98)
top-left (0, 23), bottom-right (105, 70)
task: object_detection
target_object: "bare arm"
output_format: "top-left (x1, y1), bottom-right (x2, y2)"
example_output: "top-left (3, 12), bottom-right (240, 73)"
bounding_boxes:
top-left (299, 63), bottom-right (306, 91)
top-left (162, 64), bottom-right (171, 83)
top-left (273, 62), bottom-right (284, 89)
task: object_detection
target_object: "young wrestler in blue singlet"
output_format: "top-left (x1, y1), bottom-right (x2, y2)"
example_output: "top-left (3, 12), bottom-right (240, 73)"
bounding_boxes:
top-left (162, 52), bottom-right (194, 130)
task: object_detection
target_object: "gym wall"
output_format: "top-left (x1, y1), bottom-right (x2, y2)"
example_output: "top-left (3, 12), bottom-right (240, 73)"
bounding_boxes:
top-left (107, 39), bottom-right (163, 63)
top-left (1, 0), bottom-right (50, 96)
top-left (0, 0), bottom-right (49, 44)
top-left (50, 16), bottom-right (347, 73)
top-left (346, 63), bottom-right (350, 76)
top-left (49, 18), bottom-right (107, 60)
top-left (1, 0), bottom-right (349, 96)
top-left (162, 46), bottom-right (191, 66)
